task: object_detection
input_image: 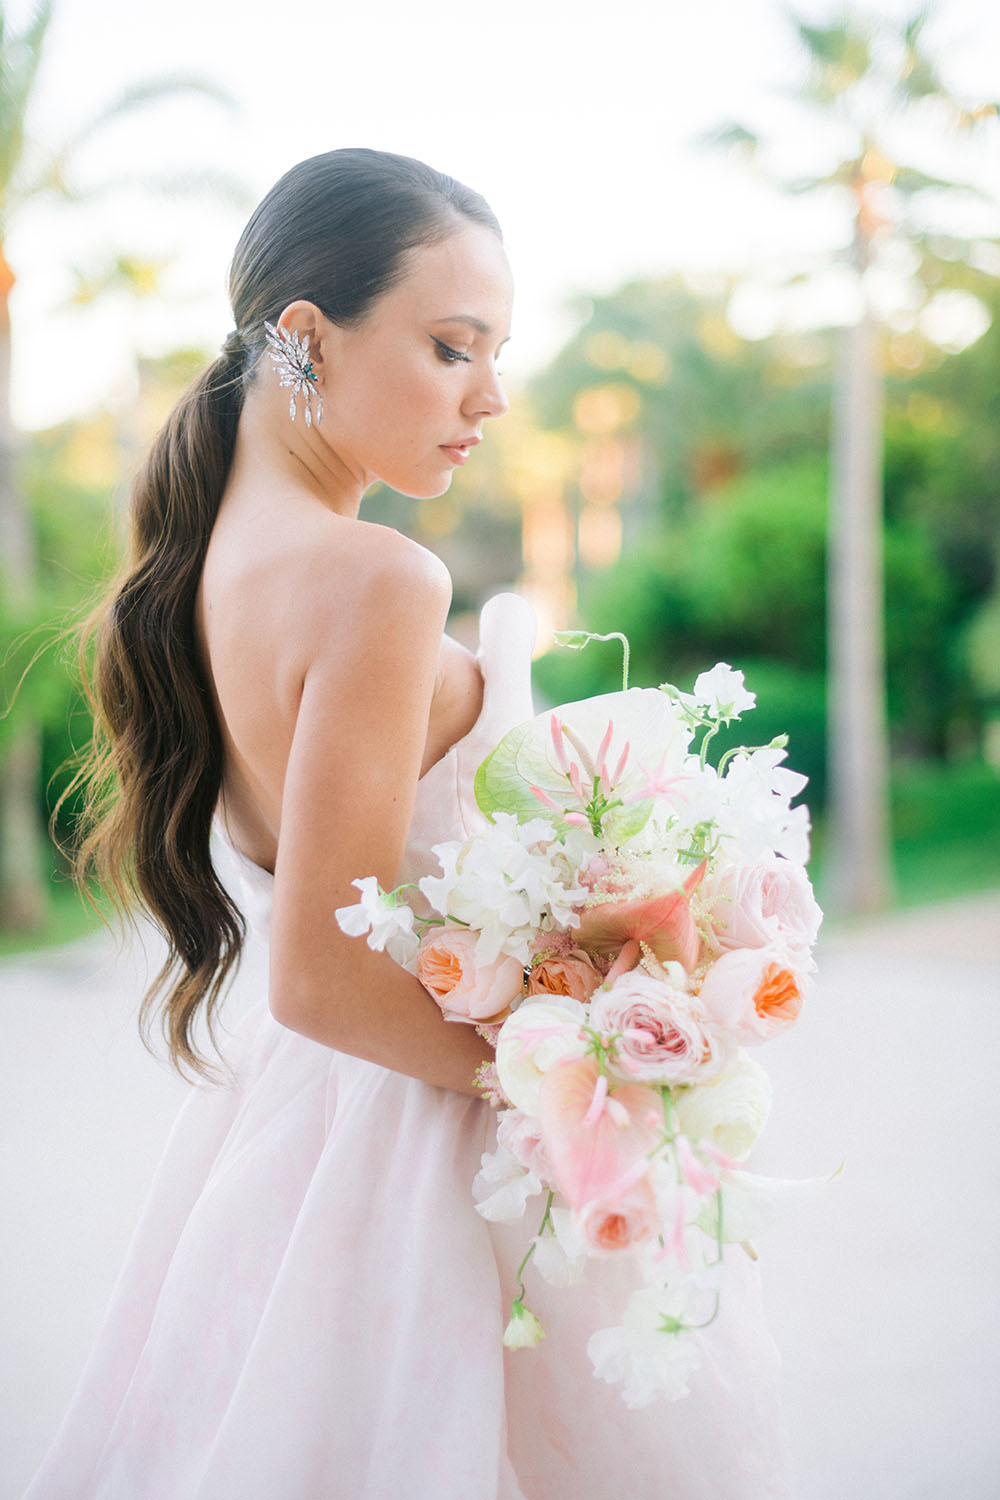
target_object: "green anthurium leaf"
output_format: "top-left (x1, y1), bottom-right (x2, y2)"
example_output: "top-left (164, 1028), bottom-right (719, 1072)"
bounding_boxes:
top-left (474, 688), bottom-right (694, 845)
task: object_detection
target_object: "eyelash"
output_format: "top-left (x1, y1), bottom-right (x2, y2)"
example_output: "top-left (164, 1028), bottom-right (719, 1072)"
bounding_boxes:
top-left (433, 338), bottom-right (471, 364)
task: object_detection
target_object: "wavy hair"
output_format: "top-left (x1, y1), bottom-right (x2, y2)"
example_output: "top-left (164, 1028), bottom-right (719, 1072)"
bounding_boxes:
top-left (74, 149), bottom-right (501, 1075)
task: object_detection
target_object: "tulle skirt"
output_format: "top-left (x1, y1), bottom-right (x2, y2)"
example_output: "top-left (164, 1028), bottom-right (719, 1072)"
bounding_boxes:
top-left (25, 1000), bottom-right (790, 1499)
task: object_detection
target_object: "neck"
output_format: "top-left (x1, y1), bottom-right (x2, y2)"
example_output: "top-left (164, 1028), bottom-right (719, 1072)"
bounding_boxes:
top-left (230, 384), bottom-right (367, 518)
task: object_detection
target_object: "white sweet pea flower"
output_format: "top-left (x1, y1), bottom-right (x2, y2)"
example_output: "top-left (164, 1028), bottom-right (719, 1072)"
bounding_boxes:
top-left (531, 1206), bottom-right (588, 1287)
top-left (717, 748), bottom-right (811, 864)
top-left (588, 1282), bottom-right (707, 1406)
top-left (334, 877), bottom-right (419, 969)
top-left (692, 664), bottom-right (756, 720)
top-left (472, 1138), bottom-right (543, 1223)
top-left (503, 1300), bottom-right (546, 1349)
top-left (419, 814), bottom-right (587, 966)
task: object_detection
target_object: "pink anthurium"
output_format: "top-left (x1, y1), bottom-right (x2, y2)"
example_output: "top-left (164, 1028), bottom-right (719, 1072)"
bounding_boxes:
top-left (575, 860), bottom-right (707, 972)
top-left (538, 1055), bottom-right (664, 1212)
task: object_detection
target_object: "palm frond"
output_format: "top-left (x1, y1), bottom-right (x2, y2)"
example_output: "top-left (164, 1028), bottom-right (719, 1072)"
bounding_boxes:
top-left (696, 122), bottom-right (760, 154)
top-left (892, 163), bottom-right (988, 200)
top-left (791, 14), bottom-right (871, 86)
top-left (70, 75), bottom-right (239, 152)
top-left (0, 0), bottom-right (55, 201)
top-left (80, 165), bottom-right (252, 212)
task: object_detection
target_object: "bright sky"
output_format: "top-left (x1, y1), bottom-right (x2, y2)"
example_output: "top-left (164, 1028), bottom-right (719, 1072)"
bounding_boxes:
top-left (8, 0), bottom-right (1000, 429)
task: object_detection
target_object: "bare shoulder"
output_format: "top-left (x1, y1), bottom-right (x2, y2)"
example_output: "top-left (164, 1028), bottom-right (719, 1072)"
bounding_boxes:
top-left (305, 517), bottom-right (447, 638)
top-left (270, 516), bottom-right (451, 687)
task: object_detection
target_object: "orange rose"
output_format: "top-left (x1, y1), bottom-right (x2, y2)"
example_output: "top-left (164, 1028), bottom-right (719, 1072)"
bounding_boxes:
top-left (528, 950), bottom-right (603, 1002)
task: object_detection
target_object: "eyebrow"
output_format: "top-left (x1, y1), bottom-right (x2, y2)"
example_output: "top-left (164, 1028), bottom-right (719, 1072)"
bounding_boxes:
top-left (432, 315), bottom-right (510, 345)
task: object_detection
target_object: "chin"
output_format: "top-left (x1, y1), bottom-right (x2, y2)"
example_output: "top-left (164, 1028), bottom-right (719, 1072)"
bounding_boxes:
top-left (392, 470), bottom-right (455, 501)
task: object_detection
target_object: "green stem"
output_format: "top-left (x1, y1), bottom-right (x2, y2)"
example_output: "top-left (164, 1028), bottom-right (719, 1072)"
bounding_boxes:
top-left (514, 1190), bottom-right (555, 1298)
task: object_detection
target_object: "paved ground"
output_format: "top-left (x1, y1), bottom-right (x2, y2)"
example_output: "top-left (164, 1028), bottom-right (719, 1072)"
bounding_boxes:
top-left (1, 894), bottom-right (998, 1499)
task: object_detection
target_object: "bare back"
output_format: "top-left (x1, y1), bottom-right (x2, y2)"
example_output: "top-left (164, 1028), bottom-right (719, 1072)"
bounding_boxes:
top-left (196, 483), bottom-right (483, 875)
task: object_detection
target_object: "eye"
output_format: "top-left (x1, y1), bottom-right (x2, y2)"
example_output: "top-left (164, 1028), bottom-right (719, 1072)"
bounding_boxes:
top-left (432, 337), bottom-right (471, 364)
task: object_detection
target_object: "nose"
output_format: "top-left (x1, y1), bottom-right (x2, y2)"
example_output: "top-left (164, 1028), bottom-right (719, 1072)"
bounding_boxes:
top-left (465, 364), bottom-right (508, 420)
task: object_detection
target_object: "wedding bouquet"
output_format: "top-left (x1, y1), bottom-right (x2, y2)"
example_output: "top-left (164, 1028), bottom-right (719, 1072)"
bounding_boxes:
top-left (336, 634), bottom-right (826, 1407)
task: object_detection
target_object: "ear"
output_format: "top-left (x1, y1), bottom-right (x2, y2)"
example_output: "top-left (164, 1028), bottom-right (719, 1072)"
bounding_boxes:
top-left (274, 300), bottom-right (331, 375)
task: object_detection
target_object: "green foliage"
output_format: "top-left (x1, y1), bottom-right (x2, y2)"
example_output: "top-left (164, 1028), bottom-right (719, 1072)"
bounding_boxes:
top-left (1, 429), bottom-right (116, 844)
top-left (534, 443), bottom-right (971, 807)
top-left (889, 760), bottom-right (1000, 904)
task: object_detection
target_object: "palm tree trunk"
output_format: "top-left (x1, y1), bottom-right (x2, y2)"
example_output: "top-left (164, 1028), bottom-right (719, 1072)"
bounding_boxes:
top-left (825, 271), bottom-right (893, 914)
top-left (0, 247), bottom-right (49, 930)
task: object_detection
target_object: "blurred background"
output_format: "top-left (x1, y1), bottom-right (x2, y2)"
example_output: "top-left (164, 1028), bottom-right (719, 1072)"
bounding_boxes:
top-left (1, 0), bottom-right (998, 937)
top-left (1, 0), bottom-right (998, 1496)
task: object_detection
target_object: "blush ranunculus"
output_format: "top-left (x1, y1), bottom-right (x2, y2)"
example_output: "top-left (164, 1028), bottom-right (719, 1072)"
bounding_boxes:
top-left (673, 1049), bottom-right (772, 1161)
top-left (528, 950), bottom-right (603, 1002)
top-left (697, 944), bottom-right (806, 1045)
top-left (494, 1000), bottom-right (590, 1114)
top-left (416, 925), bottom-right (524, 1024)
top-left (496, 1108), bottom-right (555, 1183)
top-left (707, 856), bottom-right (822, 961)
top-left (589, 971), bottom-right (725, 1086)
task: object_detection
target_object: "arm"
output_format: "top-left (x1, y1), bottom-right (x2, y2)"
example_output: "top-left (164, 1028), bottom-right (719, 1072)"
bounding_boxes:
top-left (267, 537), bottom-right (493, 1095)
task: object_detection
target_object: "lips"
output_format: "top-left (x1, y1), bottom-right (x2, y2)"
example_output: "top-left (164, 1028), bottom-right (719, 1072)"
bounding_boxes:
top-left (440, 435), bottom-right (481, 466)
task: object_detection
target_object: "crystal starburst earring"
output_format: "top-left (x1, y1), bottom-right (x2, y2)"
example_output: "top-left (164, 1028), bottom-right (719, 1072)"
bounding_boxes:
top-left (263, 321), bottom-right (324, 428)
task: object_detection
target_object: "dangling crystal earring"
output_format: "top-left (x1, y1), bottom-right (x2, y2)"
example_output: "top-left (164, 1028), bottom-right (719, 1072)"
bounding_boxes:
top-left (263, 321), bottom-right (324, 428)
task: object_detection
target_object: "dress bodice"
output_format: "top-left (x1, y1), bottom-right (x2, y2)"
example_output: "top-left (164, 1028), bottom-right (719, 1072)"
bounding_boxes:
top-left (213, 592), bottom-right (536, 941)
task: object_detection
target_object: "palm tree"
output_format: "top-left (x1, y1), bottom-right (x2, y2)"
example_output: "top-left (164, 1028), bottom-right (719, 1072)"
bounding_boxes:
top-left (709, 10), bottom-right (998, 914)
top-left (0, 0), bottom-right (240, 929)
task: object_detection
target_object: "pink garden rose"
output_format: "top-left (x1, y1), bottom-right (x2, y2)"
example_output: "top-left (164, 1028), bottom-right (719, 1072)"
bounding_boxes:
top-left (416, 926), bottom-right (524, 1024)
top-left (528, 950), bottom-right (603, 1002)
top-left (697, 944), bottom-right (806, 1045)
top-left (707, 857), bottom-right (821, 962)
top-left (589, 971), bottom-right (724, 1086)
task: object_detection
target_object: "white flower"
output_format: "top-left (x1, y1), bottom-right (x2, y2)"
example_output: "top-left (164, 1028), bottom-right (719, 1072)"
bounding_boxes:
top-left (588, 1282), bottom-right (706, 1406)
top-left (674, 1049), bottom-right (772, 1161)
top-left (531, 1206), bottom-right (588, 1287)
top-left (503, 1300), bottom-right (546, 1349)
top-left (418, 814), bottom-right (587, 966)
top-left (692, 663), bottom-right (756, 720)
top-left (334, 877), bottom-right (419, 969)
top-left (716, 748), bottom-right (811, 864)
top-left (494, 999), bottom-right (589, 1114)
top-left (472, 1137), bottom-right (543, 1223)
top-left (696, 1163), bottom-right (840, 1244)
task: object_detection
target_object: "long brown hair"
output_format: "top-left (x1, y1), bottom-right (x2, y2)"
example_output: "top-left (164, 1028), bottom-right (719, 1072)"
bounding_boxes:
top-left (75, 149), bottom-right (501, 1076)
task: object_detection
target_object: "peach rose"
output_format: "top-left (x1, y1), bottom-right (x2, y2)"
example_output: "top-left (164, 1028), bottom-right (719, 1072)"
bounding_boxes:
top-left (416, 926), bottom-right (524, 1024)
top-left (708, 857), bottom-right (821, 962)
top-left (698, 944), bottom-right (806, 1045)
top-left (579, 1178), bottom-right (659, 1255)
top-left (528, 950), bottom-right (603, 1002)
top-left (589, 971), bottom-right (725, 1085)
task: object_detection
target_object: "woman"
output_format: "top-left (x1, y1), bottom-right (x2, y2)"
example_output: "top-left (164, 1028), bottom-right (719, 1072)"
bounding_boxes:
top-left (27, 150), bottom-right (789, 1498)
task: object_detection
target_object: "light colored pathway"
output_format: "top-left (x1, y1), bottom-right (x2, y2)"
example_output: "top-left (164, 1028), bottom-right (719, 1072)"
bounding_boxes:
top-left (1, 894), bottom-right (997, 1499)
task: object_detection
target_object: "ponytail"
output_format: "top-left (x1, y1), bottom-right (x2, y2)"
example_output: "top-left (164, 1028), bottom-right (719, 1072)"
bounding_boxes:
top-left (71, 148), bottom-right (501, 1076)
top-left (75, 350), bottom-right (247, 1076)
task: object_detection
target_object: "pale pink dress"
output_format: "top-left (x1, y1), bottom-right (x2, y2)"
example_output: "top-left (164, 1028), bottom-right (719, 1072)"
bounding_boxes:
top-left (25, 594), bottom-right (790, 1499)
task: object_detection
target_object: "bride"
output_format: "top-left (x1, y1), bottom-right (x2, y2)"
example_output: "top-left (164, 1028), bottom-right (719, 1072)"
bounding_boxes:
top-left (27, 149), bottom-right (789, 1498)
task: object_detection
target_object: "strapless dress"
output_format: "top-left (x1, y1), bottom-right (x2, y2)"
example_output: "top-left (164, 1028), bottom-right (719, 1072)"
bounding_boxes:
top-left (24, 594), bottom-right (789, 1499)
